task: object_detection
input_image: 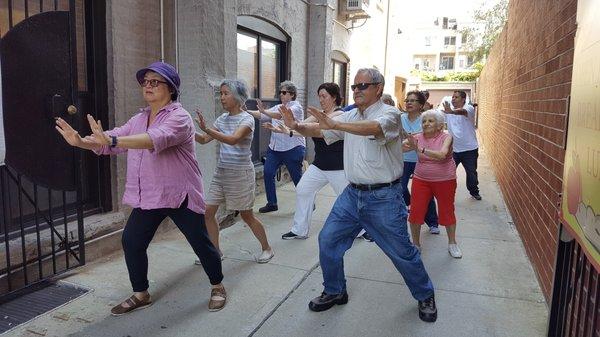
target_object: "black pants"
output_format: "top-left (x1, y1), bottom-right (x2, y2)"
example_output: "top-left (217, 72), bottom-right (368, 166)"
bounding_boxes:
top-left (122, 200), bottom-right (223, 292)
top-left (453, 148), bottom-right (479, 196)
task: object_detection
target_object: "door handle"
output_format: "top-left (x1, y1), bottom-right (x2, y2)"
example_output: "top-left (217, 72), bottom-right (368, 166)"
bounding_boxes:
top-left (67, 105), bottom-right (77, 115)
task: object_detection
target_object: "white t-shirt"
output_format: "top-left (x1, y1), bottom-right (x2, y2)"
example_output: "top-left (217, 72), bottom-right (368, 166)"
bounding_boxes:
top-left (444, 104), bottom-right (478, 152)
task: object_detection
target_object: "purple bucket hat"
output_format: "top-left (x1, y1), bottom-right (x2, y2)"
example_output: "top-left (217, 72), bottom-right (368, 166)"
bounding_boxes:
top-left (136, 61), bottom-right (180, 95)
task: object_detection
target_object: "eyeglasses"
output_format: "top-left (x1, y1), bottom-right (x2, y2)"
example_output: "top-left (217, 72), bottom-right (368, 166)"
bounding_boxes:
top-left (404, 99), bottom-right (420, 103)
top-left (279, 90), bottom-right (292, 95)
top-left (351, 82), bottom-right (381, 91)
top-left (140, 79), bottom-right (168, 88)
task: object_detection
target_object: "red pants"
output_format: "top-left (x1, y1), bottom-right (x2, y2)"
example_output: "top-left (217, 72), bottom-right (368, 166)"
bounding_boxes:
top-left (408, 177), bottom-right (457, 226)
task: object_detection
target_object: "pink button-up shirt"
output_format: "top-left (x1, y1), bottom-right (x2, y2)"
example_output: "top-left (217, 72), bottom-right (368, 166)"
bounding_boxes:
top-left (95, 102), bottom-right (206, 214)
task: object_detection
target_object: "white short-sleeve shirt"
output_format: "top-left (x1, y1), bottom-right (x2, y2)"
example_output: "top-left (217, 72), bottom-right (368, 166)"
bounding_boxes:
top-left (444, 104), bottom-right (478, 152)
top-left (322, 100), bottom-right (404, 184)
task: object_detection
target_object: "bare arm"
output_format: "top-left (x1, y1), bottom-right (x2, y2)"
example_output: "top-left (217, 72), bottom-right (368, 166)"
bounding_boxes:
top-left (195, 132), bottom-right (213, 144)
top-left (114, 133), bottom-right (155, 149)
top-left (204, 126), bottom-right (252, 146)
top-left (87, 114), bottom-right (155, 150)
top-left (420, 134), bottom-right (453, 160)
top-left (442, 102), bottom-right (468, 116)
top-left (248, 99), bottom-right (282, 120)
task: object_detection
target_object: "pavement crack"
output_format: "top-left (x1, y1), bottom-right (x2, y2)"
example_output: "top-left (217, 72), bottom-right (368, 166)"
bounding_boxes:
top-left (247, 261), bottom-right (320, 337)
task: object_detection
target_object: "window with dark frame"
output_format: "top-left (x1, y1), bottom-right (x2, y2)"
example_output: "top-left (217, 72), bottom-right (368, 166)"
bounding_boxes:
top-left (332, 59), bottom-right (348, 106)
top-left (444, 36), bottom-right (456, 45)
top-left (236, 21), bottom-right (288, 164)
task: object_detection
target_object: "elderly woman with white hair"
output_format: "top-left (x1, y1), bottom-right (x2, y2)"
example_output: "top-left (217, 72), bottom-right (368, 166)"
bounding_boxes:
top-left (404, 109), bottom-right (462, 258)
top-left (195, 79), bottom-right (274, 266)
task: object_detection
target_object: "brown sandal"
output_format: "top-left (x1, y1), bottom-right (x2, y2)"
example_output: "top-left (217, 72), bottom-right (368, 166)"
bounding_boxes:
top-left (110, 294), bottom-right (153, 316)
top-left (208, 287), bottom-right (227, 312)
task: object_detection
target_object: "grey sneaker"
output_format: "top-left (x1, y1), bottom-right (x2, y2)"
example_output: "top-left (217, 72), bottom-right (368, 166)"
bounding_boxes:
top-left (429, 226), bottom-right (440, 234)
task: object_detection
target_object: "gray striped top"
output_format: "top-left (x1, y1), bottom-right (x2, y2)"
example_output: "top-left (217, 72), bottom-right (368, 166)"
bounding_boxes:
top-left (214, 111), bottom-right (255, 170)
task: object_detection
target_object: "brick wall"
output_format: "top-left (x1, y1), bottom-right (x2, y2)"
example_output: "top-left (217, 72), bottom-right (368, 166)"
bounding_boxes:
top-left (477, 0), bottom-right (577, 301)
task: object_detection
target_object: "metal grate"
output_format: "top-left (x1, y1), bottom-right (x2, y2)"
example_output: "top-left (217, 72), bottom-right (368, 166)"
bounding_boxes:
top-left (0, 280), bottom-right (89, 333)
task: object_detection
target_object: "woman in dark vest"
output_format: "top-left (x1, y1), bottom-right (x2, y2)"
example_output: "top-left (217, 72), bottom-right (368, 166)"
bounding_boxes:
top-left (265, 82), bottom-right (346, 239)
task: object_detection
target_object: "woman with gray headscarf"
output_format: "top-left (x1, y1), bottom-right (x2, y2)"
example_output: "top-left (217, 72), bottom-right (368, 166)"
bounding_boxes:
top-left (195, 79), bottom-right (274, 266)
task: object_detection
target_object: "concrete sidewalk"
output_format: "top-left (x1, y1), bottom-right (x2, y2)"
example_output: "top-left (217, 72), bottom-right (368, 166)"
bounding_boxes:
top-left (7, 149), bottom-right (548, 337)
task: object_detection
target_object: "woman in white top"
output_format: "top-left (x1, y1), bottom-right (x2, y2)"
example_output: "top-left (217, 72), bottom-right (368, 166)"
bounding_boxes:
top-left (195, 79), bottom-right (274, 263)
top-left (265, 83), bottom-right (347, 239)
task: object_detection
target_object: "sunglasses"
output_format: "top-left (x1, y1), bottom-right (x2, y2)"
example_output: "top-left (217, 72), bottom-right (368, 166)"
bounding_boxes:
top-left (404, 99), bottom-right (420, 103)
top-left (279, 90), bottom-right (292, 95)
top-left (140, 79), bottom-right (168, 88)
top-left (351, 82), bottom-right (381, 91)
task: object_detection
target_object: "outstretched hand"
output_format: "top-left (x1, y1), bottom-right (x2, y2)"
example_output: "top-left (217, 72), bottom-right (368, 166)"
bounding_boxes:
top-left (403, 133), bottom-right (418, 151)
top-left (256, 99), bottom-right (266, 114)
top-left (279, 105), bottom-right (298, 130)
top-left (87, 114), bottom-right (111, 146)
top-left (442, 101), bottom-right (452, 113)
top-left (194, 109), bottom-right (208, 131)
top-left (55, 118), bottom-right (83, 147)
top-left (262, 120), bottom-right (290, 134)
top-left (307, 106), bottom-right (338, 130)
top-left (55, 116), bottom-right (104, 149)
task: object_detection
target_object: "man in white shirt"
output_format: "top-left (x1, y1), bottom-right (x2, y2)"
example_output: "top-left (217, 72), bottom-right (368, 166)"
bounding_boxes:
top-left (442, 91), bottom-right (481, 200)
top-left (280, 68), bottom-right (437, 323)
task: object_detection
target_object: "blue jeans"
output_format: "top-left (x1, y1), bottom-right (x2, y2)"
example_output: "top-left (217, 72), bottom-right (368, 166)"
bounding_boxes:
top-left (401, 161), bottom-right (439, 228)
top-left (264, 146), bottom-right (305, 206)
top-left (453, 148), bottom-right (479, 196)
top-left (318, 183), bottom-right (434, 301)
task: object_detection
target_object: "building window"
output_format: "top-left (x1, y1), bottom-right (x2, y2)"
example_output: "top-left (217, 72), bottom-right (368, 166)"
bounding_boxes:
top-left (332, 60), bottom-right (348, 106)
top-left (237, 17), bottom-right (288, 163)
top-left (425, 36), bottom-right (431, 46)
top-left (467, 56), bottom-right (474, 67)
top-left (444, 36), bottom-right (456, 45)
top-left (461, 33), bottom-right (467, 44)
top-left (442, 17), bottom-right (448, 29)
top-left (440, 56), bottom-right (454, 70)
top-left (423, 59), bottom-right (430, 69)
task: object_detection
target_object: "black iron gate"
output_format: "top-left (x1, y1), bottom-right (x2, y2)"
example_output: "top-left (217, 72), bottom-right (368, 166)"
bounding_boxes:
top-left (0, 0), bottom-right (87, 299)
top-left (548, 225), bottom-right (600, 337)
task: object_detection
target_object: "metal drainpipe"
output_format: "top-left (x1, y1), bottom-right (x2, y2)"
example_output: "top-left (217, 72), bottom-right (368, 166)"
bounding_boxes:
top-left (174, 0), bottom-right (178, 70)
top-left (383, 0), bottom-right (391, 77)
top-left (160, 0), bottom-right (165, 62)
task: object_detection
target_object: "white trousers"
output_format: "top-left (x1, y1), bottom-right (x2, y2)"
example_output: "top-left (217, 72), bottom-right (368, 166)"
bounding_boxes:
top-left (290, 165), bottom-right (348, 237)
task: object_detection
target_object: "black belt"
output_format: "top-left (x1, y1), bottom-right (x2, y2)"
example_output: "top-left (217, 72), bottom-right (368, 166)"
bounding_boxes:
top-left (350, 178), bottom-right (400, 191)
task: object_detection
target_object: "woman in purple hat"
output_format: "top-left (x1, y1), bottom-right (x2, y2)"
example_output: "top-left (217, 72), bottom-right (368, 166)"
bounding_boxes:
top-left (55, 62), bottom-right (227, 315)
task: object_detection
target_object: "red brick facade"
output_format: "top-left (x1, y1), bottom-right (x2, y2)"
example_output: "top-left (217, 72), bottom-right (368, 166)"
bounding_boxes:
top-left (477, 0), bottom-right (577, 300)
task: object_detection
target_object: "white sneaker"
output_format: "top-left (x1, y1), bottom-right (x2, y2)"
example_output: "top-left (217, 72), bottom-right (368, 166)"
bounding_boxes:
top-left (448, 244), bottom-right (462, 258)
top-left (256, 249), bottom-right (274, 263)
top-left (429, 226), bottom-right (440, 234)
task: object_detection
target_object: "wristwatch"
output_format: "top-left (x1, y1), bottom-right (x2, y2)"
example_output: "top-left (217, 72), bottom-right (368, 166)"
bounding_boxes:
top-left (110, 135), bottom-right (118, 148)
top-left (289, 130), bottom-right (293, 137)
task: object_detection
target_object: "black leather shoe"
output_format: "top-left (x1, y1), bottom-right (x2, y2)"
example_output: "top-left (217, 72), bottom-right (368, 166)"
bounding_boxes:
top-left (259, 204), bottom-right (278, 213)
top-left (471, 193), bottom-right (482, 200)
top-left (308, 291), bottom-right (348, 312)
top-left (418, 295), bottom-right (437, 322)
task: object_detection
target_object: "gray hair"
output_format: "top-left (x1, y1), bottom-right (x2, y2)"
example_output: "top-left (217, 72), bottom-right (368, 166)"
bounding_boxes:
top-left (381, 93), bottom-right (395, 106)
top-left (356, 68), bottom-right (385, 88)
top-left (421, 109), bottom-right (446, 126)
top-left (220, 79), bottom-right (249, 106)
top-left (279, 80), bottom-right (297, 100)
